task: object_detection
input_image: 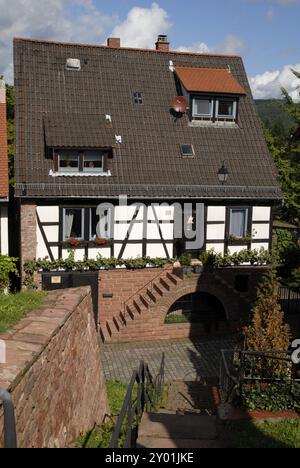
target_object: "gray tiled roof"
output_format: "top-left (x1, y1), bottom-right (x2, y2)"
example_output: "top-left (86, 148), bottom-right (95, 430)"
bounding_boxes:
top-left (14, 38), bottom-right (282, 200)
top-left (44, 113), bottom-right (116, 148)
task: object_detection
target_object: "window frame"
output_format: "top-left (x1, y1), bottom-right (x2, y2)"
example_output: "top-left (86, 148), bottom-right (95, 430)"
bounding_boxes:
top-left (58, 151), bottom-right (80, 173)
top-left (62, 208), bottom-right (85, 240)
top-left (83, 152), bottom-right (104, 174)
top-left (89, 207), bottom-right (112, 240)
top-left (180, 144), bottom-right (195, 158)
top-left (215, 98), bottom-right (237, 120)
top-left (192, 96), bottom-right (214, 119)
top-left (133, 92), bottom-right (143, 104)
top-left (229, 207), bottom-right (249, 239)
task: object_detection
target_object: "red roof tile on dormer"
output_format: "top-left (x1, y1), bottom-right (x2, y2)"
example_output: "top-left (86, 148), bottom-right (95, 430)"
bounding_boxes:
top-left (175, 67), bottom-right (246, 95)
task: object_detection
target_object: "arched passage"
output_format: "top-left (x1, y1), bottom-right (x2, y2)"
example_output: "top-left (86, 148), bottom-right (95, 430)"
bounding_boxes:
top-left (165, 291), bottom-right (228, 333)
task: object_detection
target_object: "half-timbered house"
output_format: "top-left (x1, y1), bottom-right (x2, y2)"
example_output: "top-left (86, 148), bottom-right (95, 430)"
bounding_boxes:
top-left (14, 35), bottom-right (282, 267)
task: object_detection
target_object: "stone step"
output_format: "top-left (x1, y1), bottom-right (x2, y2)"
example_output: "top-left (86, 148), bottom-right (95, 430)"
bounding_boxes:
top-left (137, 437), bottom-right (224, 449)
top-left (138, 413), bottom-right (217, 441)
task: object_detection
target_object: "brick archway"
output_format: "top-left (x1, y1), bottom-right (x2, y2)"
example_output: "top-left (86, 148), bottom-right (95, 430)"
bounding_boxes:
top-left (159, 274), bottom-right (233, 322)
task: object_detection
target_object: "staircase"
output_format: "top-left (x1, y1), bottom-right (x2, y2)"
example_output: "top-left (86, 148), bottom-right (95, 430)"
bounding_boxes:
top-left (137, 379), bottom-right (225, 448)
top-left (100, 266), bottom-right (183, 343)
top-left (100, 266), bottom-right (252, 343)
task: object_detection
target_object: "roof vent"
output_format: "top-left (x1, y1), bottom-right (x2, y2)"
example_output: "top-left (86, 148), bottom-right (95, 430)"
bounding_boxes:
top-left (115, 135), bottom-right (122, 144)
top-left (169, 60), bottom-right (175, 72)
top-left (156, 35), bottom-right (170, 52)
top-left (66, 58), bottom-right (81, 70)
top-left (105, 114), bottom-right (112, 123)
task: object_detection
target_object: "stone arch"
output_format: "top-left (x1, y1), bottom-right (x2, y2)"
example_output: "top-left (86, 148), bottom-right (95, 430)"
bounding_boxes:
top-left (160, 278), bottom-right (232, 322)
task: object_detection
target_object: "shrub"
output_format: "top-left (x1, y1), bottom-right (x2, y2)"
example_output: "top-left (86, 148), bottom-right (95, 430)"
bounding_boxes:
top-left (178, 253), bottom-right (192, 267)
top-left (236, 383), bottom-right (300, 412)
top-left (0, 255), bottom-right (19, 292)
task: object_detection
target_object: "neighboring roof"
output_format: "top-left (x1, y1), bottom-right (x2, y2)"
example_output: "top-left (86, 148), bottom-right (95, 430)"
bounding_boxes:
top-left (14, 38), bottom-right (282, 200)
top-left (175, 67), bottom-right (246, 95)
top-left (273, 220), bottom-right (299, 230)
top-left (44, 114), bottom-right (116, 148)
top-left (0, 80), bottom-right (9, 199)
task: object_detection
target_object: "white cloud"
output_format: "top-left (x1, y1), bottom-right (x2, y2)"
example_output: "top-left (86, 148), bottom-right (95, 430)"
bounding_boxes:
top-left (111, 3), bottom-right (171, 49)
top-left (177, 35), bottom-right (247, 56)
top-left (267, 7), bottom-right (275, 20)
top-left (250, 64), bottom-right (300, 99)
top-left (0, 0), bottom-right (115, 82)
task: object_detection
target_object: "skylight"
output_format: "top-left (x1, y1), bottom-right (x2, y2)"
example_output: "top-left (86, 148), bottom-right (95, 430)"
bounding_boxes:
top-left (181, 144), bottom-right (194, 158)
top-left (133, 92), bottom-right (143, 104)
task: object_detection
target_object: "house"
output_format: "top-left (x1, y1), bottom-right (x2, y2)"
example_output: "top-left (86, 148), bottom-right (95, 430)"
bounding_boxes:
top-left (14, 35), bottom-right (282, 268)
top-left (0, 79), bottom-right (9, 255)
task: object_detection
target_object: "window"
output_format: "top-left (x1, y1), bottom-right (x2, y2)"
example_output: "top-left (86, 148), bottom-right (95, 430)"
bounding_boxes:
top-left (58, 150), bottom-right (79, 173)
top-left (83, 151), bottom-right (104, 173)
top-left (133, 92), bottom-right (143, 104)
top-left (192, 98), bottom-right (213, 119)
top-left (191, 96), bottom-right (238, 122)
top-left (55, 150), bottom-right (108, 174)
top-left (63, 208), bottom-right (84, 240)
top-left (216, 99), bottom-right (237, 120)
top-left (90, 207), bottom-right (112, 240)
top-left (181, 144), bottom-right (194, 158)
top-left (229, 208), bottom-right (248, 238)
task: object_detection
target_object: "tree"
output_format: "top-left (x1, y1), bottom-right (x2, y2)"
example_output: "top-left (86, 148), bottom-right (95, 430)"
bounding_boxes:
top-left (0, 76), bottom-right (14, 186)
top-left (246, 266), bottom-right (291, 352)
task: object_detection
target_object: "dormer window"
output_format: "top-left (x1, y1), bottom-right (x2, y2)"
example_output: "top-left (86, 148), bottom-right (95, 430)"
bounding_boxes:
top-left (83, 151), bottom-right (104, 173)
top-left (192, 98), bottom-right (213, 120)
top-left (52, 149), bottom-right (111, 176)
top-left (216, 99), bottom-right (237, 120)
top-left (58, 150), bottom-right (79, 173)
top-left (191, 96), bottom-right (238, 123)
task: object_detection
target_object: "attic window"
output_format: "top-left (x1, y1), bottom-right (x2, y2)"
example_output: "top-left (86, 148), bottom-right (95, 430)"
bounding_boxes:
top-left (133, 92), bottom-right (143, 104)
top-left (66, 58), bottom-right (81, 70)
top-left (53, 149), bottom-right (110, 176)
top-left (181, 144), bottom-right (194, 158)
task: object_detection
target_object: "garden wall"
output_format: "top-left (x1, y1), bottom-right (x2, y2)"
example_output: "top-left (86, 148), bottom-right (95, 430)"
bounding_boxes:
top-left (0, 287), bottom-right (109, 448)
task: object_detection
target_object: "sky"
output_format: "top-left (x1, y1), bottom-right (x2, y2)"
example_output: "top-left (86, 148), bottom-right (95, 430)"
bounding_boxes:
top-left (0, 0), bottom-right (299, 99)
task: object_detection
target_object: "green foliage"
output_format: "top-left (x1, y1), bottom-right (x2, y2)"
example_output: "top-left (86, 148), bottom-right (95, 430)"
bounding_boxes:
top-left (165, 313), bottom-right (189, 324)
top-left (255, 99), bottom-right (293, 131)
top-left (0, 255), bottom-right (18, 292)
top-left (0, 290), bottom-right (45, 333)
top-left (178, 252), bottom-right (192, 266)
top-left (226, 419), bottom-right (300, 448)
top-left (262, 71), bottom-right (300, 225)
top-left (245, 267), bottom-right (291, 367)
top-left (236, 383), bottom-right (300, 412)
top-left (199, 248), bottom-right (272, 268)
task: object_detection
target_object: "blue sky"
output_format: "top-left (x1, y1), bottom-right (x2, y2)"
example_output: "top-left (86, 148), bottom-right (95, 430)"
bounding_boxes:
top-left (0, 0), bottom-right (299, 98)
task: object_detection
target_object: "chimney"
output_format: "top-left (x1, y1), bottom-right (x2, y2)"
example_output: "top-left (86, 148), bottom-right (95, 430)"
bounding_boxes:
top-left (0, 79), bottom-right (8, 199)
top-left (155, 35), bottom-right (170, 52)
top-left (107, 37), bottom-right (121, 48)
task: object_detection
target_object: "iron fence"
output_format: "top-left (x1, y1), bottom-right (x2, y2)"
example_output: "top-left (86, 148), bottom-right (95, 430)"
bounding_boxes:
top-left (0, 389), bottom-right (17, 448)
top-left (220, 349), bottom-right (300, 403)
top-left (109, 353), bottom-right (165, 449)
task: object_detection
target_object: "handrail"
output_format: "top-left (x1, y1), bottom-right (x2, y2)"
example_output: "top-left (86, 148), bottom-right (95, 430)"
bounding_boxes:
top-left (123, 267), bottom-right (171, 318)
top-left (109, 353), bottom-right (165, 449)
top-left (0, 389), bottom-right (17, 448)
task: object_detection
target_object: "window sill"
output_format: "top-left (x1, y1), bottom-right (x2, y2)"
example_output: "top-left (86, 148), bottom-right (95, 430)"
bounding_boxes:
top-left (189, 120), bottom-right (238, 128)
top-left (49, 170), bottom-right (111, 177)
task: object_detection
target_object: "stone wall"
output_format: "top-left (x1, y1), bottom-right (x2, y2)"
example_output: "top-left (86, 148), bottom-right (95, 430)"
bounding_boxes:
top-left (0, 287), bottom-right (109, 448)
top-left (20, 203), bottom-right (37, 266)
top-left (99, 266), bottom-right (267, 343)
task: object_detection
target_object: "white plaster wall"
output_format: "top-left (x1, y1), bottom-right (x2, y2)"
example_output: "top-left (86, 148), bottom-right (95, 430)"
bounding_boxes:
top-left (146, 243), bottom-right (173, 258)
top-left (37, 206), bottom-right (59, 223)
top-left (43, 225), bottom-right (59, 243)
top-left (36, 224), bottom-right (48, 259)
top-left (121, 244), bottom-right (143, 259)
top-left (206, 243), bottom-right (225, 255)
top-left (207, 206), bottom-right (226, 222)
top-left (228, 245), bottom-right (248, 255)
top-left (252, 223), bottom-right (270, 239)
top-left (252, 207), bottom-right (271, 222)
top-left (88, 247), bottom-right (111, 259)
top-left (206, 224), bottom-right (225, 240)
top-left (0, 208), bottom-right (8, 255)
top-left (251, 242), bottom-right (269, 251)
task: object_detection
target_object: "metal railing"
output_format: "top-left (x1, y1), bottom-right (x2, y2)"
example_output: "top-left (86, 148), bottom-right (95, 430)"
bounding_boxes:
top-left (280, 287), bottom-right (300, 315)
top-left (0, 389), bottom-right (17, 448)
top-left (109, 353), bottom-right (165, 449)
top-left (220, 349), bottom-right (300, 403)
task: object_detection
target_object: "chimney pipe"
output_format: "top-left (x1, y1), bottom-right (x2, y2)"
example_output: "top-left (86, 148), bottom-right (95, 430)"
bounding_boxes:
top-left (155, 35), bottom-right (170, 52)
top-left (107, 37), bottom-right (121, 48)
